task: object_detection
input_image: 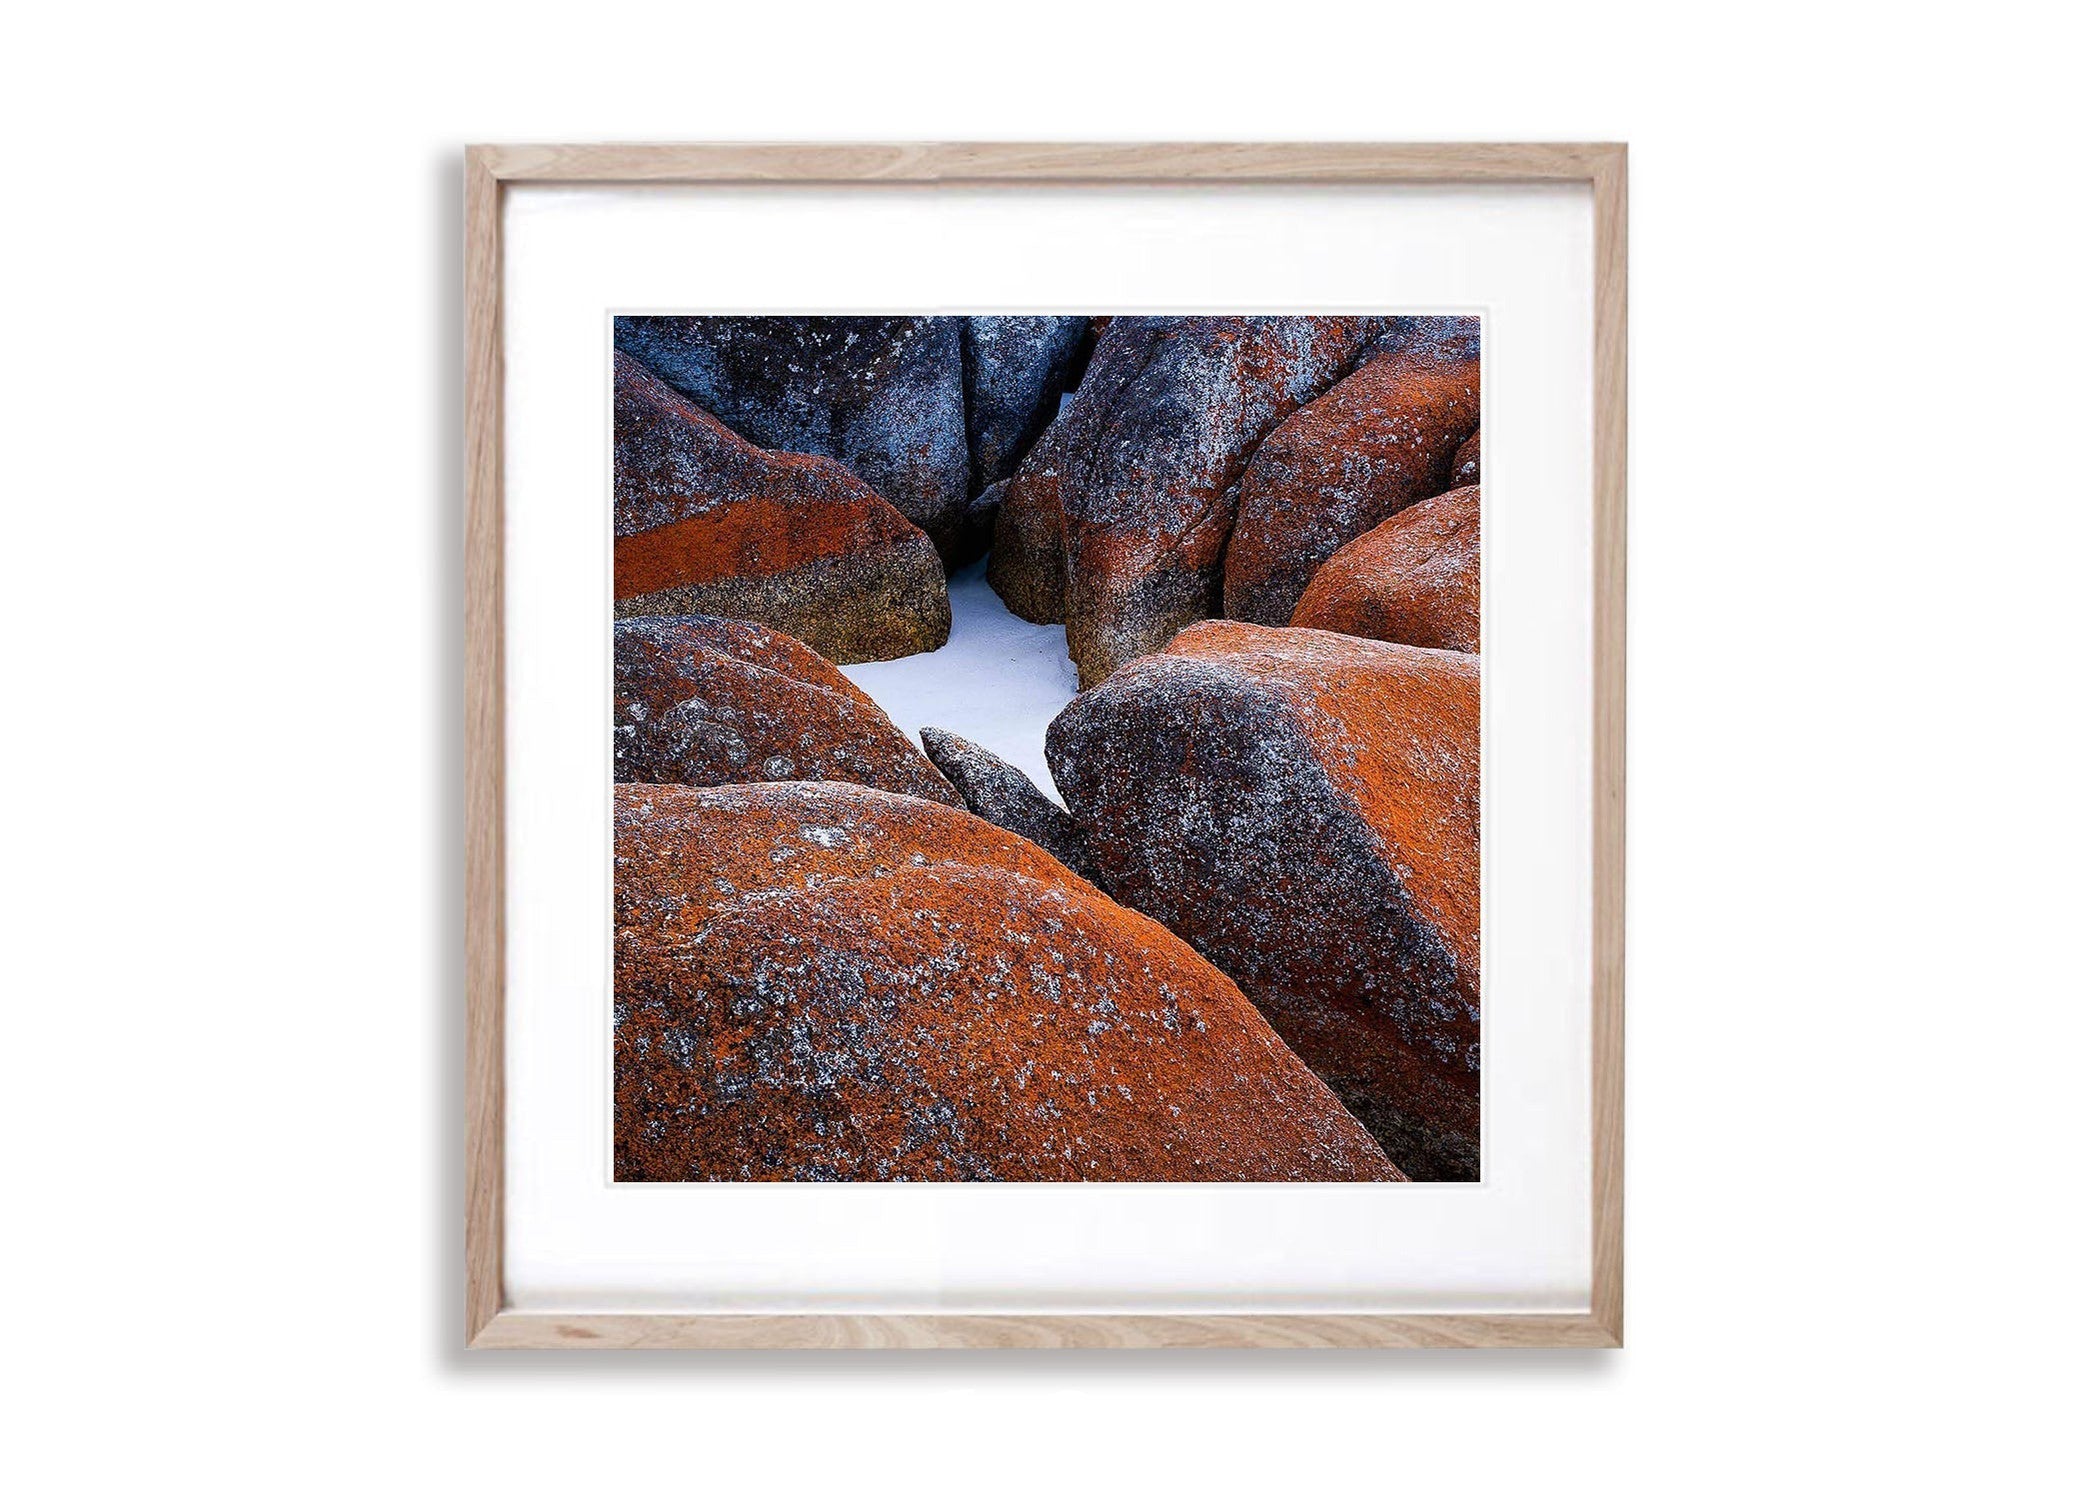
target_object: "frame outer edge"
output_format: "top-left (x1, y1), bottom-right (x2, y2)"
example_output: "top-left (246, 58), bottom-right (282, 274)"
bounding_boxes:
top-left (1589, 144), bottom-right (1628, 1345)
top-left (463, 143), bottom-right (1629, 1349)
top-left (464, 146), bottom-right (507, 1343)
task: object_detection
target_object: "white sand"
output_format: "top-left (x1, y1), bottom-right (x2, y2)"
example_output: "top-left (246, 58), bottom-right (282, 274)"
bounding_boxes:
top-left (840, 558), bottom-right (1078, 802)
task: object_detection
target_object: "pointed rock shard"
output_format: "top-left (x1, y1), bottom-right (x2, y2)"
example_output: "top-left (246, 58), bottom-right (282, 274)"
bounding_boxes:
top-left (956, 478), bottom-right (1008, 577)
top-left (1048, 622), bottom-right (1481, 1180)
top-left (988, 316), bottom-right (1390, 687)
top-left (614, 315), bottom-right (975, 563)
top-left (614, 782), bottom-right (1404, 1182)
top-left (918, 726), bottom-right (1098, 881)
top-left (611, 351), bottom-right (949, 663)
top-left (1223, 317), bottom-right (1482, 625)
top-left (1292, 485), bottom-right (1481, 652)
top-left (614, 616), bottom-right (960, 805)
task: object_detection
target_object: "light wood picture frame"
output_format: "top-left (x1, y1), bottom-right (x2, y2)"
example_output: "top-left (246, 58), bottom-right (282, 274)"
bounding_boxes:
top-left (465, 142), bottom-right (1627, 1350)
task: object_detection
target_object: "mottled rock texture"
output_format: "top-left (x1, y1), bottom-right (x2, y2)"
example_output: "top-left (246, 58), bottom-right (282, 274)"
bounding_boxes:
top-left (1046, 622), bottom-right (1480, 1180)
top-left (614, 781), bottom-right (1403, 1182)
top-left (615, 316), bottom-right (974, 563)
top-left (1291, 485), bottom-right (1481, 653)
top-left (1450, 428), bottom-right (1481, 487)
top-left (611, 352), bottom-right (949, 663)
top-left (984, 467), bottom-right (1065, 624)
top-left (1223, 317), bottom-right (1482, 625)
top-left (918, 726), bottom-right (1096, 881)
top-left (988, 316), bottom-right (1388, 688)
top-left (961, 316), bottom-right (1093, 494)
top-left (615, 616), bottom-right (960, 805)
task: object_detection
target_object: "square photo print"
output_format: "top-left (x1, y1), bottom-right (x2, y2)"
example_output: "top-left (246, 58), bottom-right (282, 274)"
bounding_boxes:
top-left (611, 316), bottom-right (1481, 1183)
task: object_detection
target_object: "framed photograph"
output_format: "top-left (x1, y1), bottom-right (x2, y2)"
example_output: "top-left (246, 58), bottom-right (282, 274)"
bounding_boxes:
top-left (466, 142), bottom-right (1626, 1348)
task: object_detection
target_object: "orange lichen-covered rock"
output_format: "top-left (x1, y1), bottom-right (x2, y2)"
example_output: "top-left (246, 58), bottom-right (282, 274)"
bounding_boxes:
top-left (1291, 485), bottom-right (1481, 652)
top-left (615, 316), bottom-right (973, 563)
top-left (612, 352), bottom-right (949, 663)
top-left (615, 616), bottom-right (960, 805)
top-left (988, 316), bottom-right (1388, 687)
top-left (1223, 318), bottom-right (1481, 624)
top-left (1047, 623), bottom-right (1480, 1180)
top-left (1449, 428), bottom-right (1481, 487)
top-left (614, 782), bottom-right (1402, 1182)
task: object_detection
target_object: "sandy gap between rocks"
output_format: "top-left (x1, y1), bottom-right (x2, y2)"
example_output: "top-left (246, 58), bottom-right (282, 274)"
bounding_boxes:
top-left (839, 557), bottom-right (1079, 804)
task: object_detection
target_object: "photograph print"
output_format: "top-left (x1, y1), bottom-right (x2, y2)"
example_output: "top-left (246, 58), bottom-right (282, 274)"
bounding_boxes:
top-left (611, 314), bottom-right (1482, 1183)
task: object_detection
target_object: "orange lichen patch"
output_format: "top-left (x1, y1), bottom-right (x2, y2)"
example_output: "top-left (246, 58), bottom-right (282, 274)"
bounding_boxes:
top-left (614, 782), bottom-right (1402, 1182)
top-left (1291, 485), bottom-right (1480, 652)
top-left (615, 617), bottom-right (960, 805)
top-left (1047, 623), bottom-right (1480, 1179)
top-left (1223, 321), bottom-right (1480, 625)
top-left (614, 497), bottom-right (909, 599)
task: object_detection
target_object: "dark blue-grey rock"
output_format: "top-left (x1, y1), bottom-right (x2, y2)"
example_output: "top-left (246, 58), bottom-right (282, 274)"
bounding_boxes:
top-left (961, 316), bottom-right (1093, 494)
top-left (613, 316), bottom-right (973, 564)
top-left (918, 726), bottom-right (1097, 882)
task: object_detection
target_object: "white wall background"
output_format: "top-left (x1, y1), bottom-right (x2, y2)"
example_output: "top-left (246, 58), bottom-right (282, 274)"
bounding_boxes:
top-left (2, 4), bottom-right (2091, 1494)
